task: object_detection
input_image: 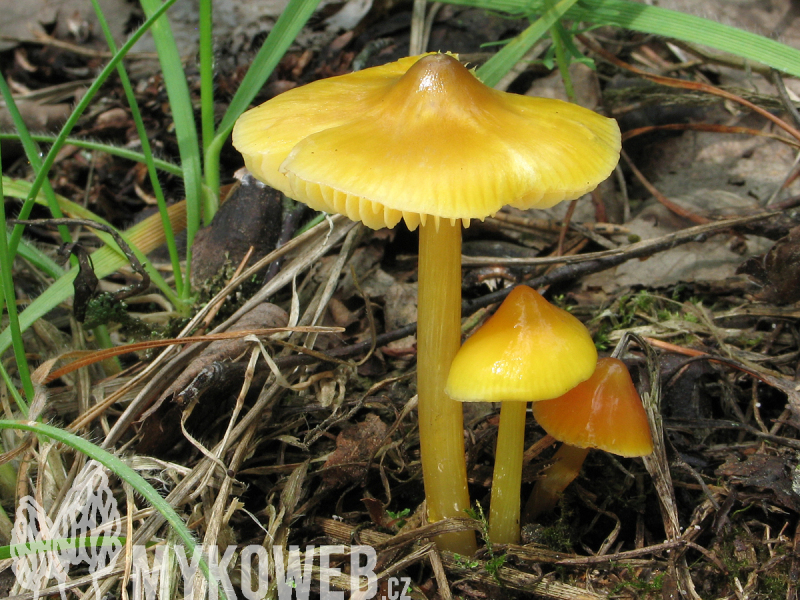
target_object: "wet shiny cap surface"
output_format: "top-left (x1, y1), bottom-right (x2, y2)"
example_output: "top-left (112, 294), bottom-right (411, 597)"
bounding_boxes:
top-left (445, 285), bottom-right (597, 402)
top-left (532, 357), bottom-right (654, 457)
top-left (233, 53), bottom-right (621, 230)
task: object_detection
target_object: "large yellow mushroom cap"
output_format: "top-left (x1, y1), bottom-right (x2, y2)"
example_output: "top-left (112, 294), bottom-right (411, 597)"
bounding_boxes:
top-left (232, 53), bottom-right (621, 230)
top-left (445, 285), bottom-right (597, 402)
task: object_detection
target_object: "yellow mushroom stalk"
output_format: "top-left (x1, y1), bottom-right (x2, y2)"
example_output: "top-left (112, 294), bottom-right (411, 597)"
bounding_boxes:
top-left (525, 444), bottom-right (590, 520)
top-left (416, 219), bottom-right (474, 551)
top-left (232, 53), bottom-right (620, 554)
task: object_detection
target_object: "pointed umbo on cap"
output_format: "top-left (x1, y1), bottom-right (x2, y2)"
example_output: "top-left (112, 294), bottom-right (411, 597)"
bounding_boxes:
top-left (445, 285), bottom-right (597, 402)
top-left (531, 357), bottom-right (654, 457)
top-left (232, 53), bottom-right (621, 230)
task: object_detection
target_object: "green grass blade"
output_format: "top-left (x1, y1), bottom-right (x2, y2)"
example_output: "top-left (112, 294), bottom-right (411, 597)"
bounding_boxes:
top-left (138, 0), bottom-right (204, 283)
top-left (6, 0), bottom-right (180, 261)
top-left (476, 0), bottom-right (579, 87)
top-left (0, 157), bottom-right (34, 407)
top-left (15, 236), bottom-right (66, 280)
top-left (0, 73), bottom-right (72, 248)
top-left (1, 536), bottom-right (127, 560)
top-left (0, 134), bottom-right (182, 176)
top-left (199, 0), bottom-right (215, 155)
top-left (0, 133), bottom-right (183, 177)
top-left (0, 420), bottom-right (221, 598)
top-left (0, 359), bottom-right (28, 415)
top-left (205, 0), bottom-right (321, 199)
top-left (91, 0), bottom-right (183, 296)
top-left (550, 20), bottom-right (577, 102)
top-left (446, 0), bottom-right (800, 78)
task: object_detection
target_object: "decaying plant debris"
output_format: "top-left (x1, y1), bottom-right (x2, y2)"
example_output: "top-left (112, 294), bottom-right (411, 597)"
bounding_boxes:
top-left (3, 3), bottom-right (800, 599)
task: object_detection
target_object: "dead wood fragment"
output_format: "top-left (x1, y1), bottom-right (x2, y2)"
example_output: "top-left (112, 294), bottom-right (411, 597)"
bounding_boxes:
top-left (190, 175), bottom-right (282, 285)
top-left (315, 517), bottom-right (606, 599)
top-left (716, 453), bottom-right (800, 513)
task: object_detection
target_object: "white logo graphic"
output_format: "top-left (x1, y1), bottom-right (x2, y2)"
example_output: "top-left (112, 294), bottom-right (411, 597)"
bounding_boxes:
top-left (11, 460), bottom-right (381, 599)
top-left (11, 460), bottom-right (122, 599)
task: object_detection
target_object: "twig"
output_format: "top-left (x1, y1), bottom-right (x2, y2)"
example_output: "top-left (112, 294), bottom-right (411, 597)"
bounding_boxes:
top-left (462, 209), bottom-right (775, 268)
top-left (556, 199), bottom-right (578, 255)
top-left (772, 70), bottom-right (800, 128)
top-left (620, 149), bottom-right (709, 224)
top-left (546, 539), bottom-right (685, 566)
top-left (489, 212), bottom-right (629, 235)
top-left (272, 209), bottom-right (784, 370)
top-left (787, 520), bottom-right (800, 600)
top-left (522, 434), bottom-right (556, 464)
top-left (622, 122), bottom-right (800, 148)
top-left (643, 337), bottom-right (800, 419)
top-left (317, 517), bottom-right (607, 600)
top-left (581, 35), bottom-right (800, 145)
top-left (11, 217), bottom-right (150, 298)
top-left (428, 546), bottom-right (453, 600)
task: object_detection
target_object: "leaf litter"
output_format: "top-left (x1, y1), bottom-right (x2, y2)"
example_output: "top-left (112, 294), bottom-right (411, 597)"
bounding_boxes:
top-left (3, 2), bottom-right (800, 599)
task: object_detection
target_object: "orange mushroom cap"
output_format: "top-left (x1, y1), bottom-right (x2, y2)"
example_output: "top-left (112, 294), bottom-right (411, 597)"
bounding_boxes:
top-left (232, 53), bottom-right (621, 230)
top-left (531, 357), bottom-right (654, 457)
top-left (445, 285), bottom-right (597, 402)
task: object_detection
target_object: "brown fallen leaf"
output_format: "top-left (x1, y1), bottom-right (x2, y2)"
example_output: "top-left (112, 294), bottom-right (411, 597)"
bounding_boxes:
top-left (716, 453), bottom-right (800, 512)
top-left (737, 225), bottom-right (800, 304)
top-left (321, 413), bottom-right (388, 488)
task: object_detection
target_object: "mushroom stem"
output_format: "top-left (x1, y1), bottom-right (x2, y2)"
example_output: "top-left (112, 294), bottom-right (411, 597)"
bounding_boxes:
top-left (489, 401), bottom-right (528, 544)
top-left (417, 219), bottom-right (477, 554)
top-left (524, 443), bottom-right (590, 521)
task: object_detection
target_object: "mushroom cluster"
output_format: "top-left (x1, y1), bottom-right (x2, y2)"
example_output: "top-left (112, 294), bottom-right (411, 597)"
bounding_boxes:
top-left (232, 53), bottom-right (621, 553)
top-left (446, 289), bottom-right (654, 544)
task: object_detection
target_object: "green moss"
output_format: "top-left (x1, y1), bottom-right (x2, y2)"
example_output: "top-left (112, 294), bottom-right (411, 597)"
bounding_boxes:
top-left (529, 504), bottom-right (576, 553)
top-left (762, 575), bottom-right (788, 600)
top-left (593, 328), bottom-right (611, 351)
top-left (610, 572), bottom-right (664, 596)
top-left (736, 332), bottom-right (764, 348)
top-left (83, 292), bottom-right (157, 338)
top-left (683, 311), bottom-right (700, 323)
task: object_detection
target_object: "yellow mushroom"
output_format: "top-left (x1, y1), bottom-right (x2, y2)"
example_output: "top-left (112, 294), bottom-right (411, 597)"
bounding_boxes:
top-left (446, 285), bottom-right (597, 544)
top-left (233, 53), bottom-right (620, 553)
top-left (525, 357), bottom-right (654, 520)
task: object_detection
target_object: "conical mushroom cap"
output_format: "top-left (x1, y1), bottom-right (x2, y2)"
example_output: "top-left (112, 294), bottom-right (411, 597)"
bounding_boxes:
top-left (233, 53), bottom-right (621, 230)
top-left (445, 285), bottom-right (597, 402)
top-left (531, 357), bottom-right (654, 457)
